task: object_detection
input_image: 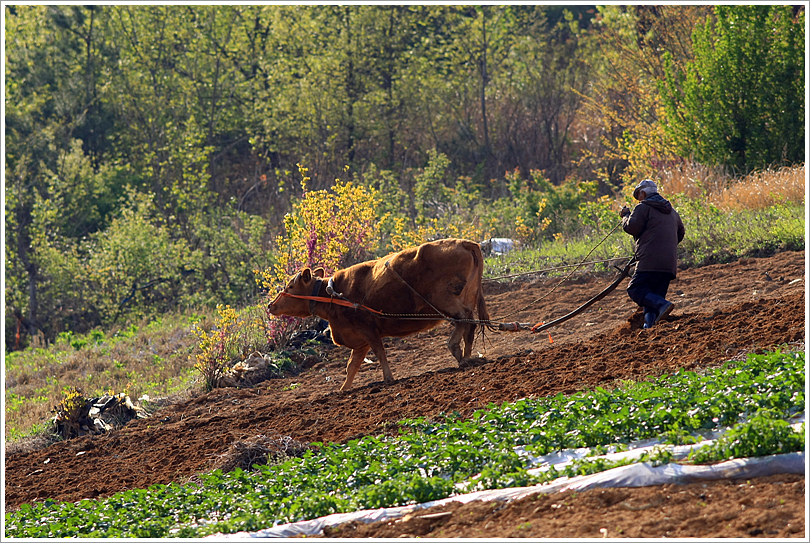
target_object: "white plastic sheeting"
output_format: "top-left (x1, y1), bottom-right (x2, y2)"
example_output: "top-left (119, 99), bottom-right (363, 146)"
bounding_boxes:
top-left (211, 452), bottom-right (804, 539)
top-left (479, 237), bottom-right (516, 255)
top-left (558, 452), bottom-right (805, 492)
top-left (515, 429), bottom-right (728, 470)
top-left (458, 413), bottom-right (804, 492)
top-left (208, 412), bottom-right (805, 540)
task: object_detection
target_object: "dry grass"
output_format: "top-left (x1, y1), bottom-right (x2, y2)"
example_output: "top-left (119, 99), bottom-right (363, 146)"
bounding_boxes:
top-left (4, 311), bottom-right (211, 442)
top-left (211, 434), bottom-right (310, 473)
top-left (712, 166), bottom-right (806, 210)
top-left (4, 432), bottom-right (61, 457)
top-left (655, 163), bottom-right (805, 211)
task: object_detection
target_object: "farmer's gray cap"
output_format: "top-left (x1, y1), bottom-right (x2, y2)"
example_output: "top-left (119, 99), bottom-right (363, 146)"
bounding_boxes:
top-left (633, 179), bottom-right (658, 200)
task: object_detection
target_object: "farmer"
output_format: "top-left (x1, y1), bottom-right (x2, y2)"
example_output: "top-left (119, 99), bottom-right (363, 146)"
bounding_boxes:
top-left (620, 179), bottom-right (686, 329)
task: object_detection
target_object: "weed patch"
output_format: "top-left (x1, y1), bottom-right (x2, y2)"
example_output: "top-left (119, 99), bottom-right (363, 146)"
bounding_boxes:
top-left (4, 312), bottom-right (205, 443)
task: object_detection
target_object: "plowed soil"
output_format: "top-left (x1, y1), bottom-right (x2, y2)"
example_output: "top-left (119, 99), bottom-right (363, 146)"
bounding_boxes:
top-left (4, 250), bottom-right (806, 538)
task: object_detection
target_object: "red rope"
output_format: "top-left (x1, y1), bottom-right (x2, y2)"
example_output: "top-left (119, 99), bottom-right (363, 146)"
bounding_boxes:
top-left (274, 292), bottom-right (384, 315)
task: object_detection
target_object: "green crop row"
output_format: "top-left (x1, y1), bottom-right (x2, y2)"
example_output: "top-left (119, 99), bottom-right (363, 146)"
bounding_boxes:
top-left (5, 349), bottom-right (804, 538)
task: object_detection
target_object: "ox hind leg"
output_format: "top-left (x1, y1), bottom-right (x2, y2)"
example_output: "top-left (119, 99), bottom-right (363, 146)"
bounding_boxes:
top-left (365, 333), bottom-right (394, 384)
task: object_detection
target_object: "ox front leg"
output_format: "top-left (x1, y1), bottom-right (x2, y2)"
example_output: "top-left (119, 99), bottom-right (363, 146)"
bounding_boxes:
top-left (462, 323), bottom-right (476, 358)
top-left (447, 323), bottom-right (467, 365)
top-left (448, 323), bottom-right (477, 367)
top-left (341, 346), bottom-right (370, 392)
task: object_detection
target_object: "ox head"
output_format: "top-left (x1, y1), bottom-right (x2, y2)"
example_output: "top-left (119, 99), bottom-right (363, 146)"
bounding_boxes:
top-left (267, 267), bottom-right (325, 318)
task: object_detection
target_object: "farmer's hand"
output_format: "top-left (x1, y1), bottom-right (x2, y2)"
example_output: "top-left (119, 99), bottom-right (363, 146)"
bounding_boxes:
top-left (620, 206), bottom-right (631, 218)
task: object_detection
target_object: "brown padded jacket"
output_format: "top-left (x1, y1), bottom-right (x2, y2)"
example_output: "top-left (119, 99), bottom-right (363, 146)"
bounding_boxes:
top-left (622, 194), bottom-right (686, 277)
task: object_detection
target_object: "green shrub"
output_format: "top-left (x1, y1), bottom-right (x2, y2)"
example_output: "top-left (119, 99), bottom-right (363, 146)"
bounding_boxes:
top-left (659, 6), bottom-right (805, 171)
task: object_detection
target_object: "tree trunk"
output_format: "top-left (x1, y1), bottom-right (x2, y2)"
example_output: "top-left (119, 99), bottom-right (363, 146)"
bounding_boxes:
top-left (344, 7), bottom-right (356, 164)
top-left (479, 11), bottom-right (491, 165)
top-left (15, 206), bottom-right (40, 338)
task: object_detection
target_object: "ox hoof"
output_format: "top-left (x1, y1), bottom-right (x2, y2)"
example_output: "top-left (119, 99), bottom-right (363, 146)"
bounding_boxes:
top-left (458, 357), bottom-right (476, 368)
top-left (462, 356), bottom-right (487, 368)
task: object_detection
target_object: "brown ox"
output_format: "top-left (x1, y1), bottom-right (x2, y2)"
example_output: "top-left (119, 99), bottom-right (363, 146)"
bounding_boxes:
top-left (267, 238), bottom-right (490, 391)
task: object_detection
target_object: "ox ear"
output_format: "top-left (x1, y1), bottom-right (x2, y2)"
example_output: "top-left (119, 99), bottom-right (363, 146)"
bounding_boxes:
top-left (300, 268), bottom-right (313, 283)
top-left (312, 267), bottom-right (325, 279)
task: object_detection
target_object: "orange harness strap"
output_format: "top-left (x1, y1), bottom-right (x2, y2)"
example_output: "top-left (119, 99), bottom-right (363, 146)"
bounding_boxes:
top-left (276, 291), bottom-right (385, 315)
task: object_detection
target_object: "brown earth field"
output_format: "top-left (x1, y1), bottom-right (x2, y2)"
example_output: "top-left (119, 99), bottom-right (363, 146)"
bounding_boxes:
top-left (4, 250), bottom-right (807, 538)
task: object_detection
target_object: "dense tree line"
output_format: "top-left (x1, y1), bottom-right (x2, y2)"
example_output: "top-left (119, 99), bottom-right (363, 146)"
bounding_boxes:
top-left (4, 4), bottom-right (804, 349)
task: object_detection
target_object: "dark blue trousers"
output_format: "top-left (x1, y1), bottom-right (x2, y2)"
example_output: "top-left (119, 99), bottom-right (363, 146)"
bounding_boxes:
top-left (626, 271), bottom-right (674, 309)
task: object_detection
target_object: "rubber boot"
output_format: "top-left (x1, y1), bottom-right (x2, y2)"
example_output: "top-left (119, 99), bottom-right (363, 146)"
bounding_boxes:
top-left (643, 311), bottom-right (657, 329)
top-left (642, 293), bottom-right (675, 326)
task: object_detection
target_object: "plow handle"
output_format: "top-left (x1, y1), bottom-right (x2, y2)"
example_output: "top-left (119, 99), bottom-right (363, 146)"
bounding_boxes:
top-left (531, 257), bottom-right (636, 333)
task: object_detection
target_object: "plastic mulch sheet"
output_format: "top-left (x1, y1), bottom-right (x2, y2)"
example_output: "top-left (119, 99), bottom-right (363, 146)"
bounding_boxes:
top-left (210, 449), bottom-right (805, 539)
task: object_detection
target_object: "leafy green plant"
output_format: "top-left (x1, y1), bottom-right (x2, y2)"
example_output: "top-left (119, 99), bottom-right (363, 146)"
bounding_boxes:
top-left (688, 412), bottom-right (804, 464)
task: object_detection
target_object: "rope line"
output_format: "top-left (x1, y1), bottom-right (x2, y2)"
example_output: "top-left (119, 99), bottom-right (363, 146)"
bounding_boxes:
top-left (483, 257), bottom-right (629, 282)
top-left (495, 220), bottom-right (625, 321)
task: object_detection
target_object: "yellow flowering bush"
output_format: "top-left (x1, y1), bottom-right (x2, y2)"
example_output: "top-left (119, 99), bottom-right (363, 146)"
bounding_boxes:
top-left (388, 216), bottom-right (485, 252)
top-left (52, 386), bottom-right (85, 423)
top-left (257, 165), bottom-right (381, 290)
top-left (255, 165), bottom-right (382, 348)
top-left (192, 304), bottom-right (239, 392)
